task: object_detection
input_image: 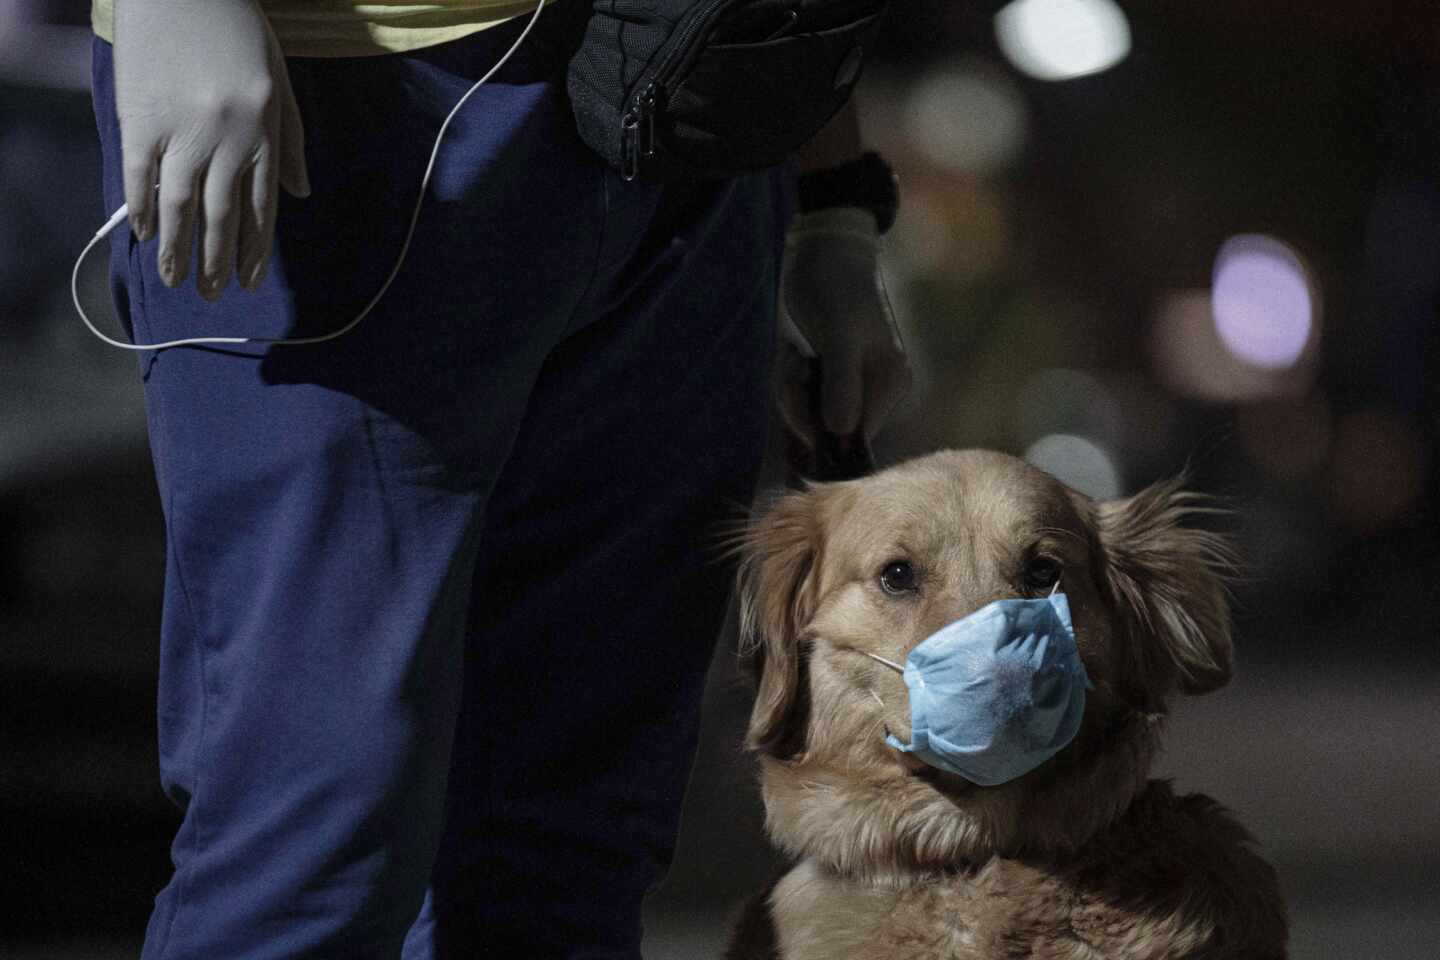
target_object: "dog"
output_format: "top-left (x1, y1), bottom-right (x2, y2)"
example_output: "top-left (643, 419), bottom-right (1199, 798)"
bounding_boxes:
top-left (724, 449), bottom-right (1287, 960)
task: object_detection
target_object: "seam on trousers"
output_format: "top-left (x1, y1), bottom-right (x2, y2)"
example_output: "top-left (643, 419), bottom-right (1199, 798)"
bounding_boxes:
top-left (152, 478), bottom-right (213, 960)
top-left (133, 256), bottom-right (213, 960)
top-left (359, 407), bottom-right (404, 570)
top-left (558, 162), bottom-right (613, 340)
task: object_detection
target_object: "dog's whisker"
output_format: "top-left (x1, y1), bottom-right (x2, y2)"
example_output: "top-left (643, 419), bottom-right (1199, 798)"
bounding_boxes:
top-left (861, 715), bottom-right (888, 749)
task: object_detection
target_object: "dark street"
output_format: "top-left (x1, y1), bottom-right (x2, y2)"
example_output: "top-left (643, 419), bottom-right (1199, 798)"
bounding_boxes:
top-left (4, 0), bottom-right (1439, 956)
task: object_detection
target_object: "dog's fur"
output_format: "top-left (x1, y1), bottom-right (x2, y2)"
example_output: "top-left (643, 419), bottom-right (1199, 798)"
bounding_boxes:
top-left (724, 450), bottom-right (1286, 960)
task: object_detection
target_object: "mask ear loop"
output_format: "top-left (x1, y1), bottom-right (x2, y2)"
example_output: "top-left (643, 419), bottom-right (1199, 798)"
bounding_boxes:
top-left (862, 650), bottom-right (904, 673)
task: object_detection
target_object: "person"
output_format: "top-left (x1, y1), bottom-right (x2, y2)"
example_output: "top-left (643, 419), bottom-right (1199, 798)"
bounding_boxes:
top-left (89, 0), bottom-right (909, 955)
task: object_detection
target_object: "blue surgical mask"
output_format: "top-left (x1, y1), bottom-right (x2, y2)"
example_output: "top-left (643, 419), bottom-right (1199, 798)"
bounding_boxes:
top-left (863, 587), bottom-right (1092, 786)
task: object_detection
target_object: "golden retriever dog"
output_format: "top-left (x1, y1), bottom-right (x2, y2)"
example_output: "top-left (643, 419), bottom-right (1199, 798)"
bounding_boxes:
top-left (724, 449), bottom-right (1287, 960)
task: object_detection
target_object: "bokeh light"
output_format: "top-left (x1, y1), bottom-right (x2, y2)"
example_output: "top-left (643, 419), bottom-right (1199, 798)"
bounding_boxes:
top-left (994, 0), bottom-right (1132, 82)
top-left (903, 60), bottom-right (1029, 174)
top-left (1328, 409), bottom-right (1425, 533)
top-left (859, 74), bottom-right (1016, 282)
top-left (1212, 234), bottom-right (1317, 370)
top-left (1151, 288), bottom-right (1316, 402)
top-left (1236, 396), bottom-right (1333, 479)
top-left (1024, 433), bottom-right (1122, 499)
top-left (1016, 368), bottom-right (1122, 446)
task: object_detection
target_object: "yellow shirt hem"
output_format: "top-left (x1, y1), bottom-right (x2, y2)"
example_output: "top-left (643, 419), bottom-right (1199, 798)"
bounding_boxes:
top-left (91, 1), bottom-right (544, 58)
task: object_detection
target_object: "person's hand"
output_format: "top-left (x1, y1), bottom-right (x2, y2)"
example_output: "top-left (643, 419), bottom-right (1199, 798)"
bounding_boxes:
top-left (776, 206), bottom-right (911, 458)
top-left (113, 0), bottom-right (310, 299)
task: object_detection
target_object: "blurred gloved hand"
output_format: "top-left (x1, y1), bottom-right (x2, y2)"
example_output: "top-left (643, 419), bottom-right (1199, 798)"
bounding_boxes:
top-left (114, 0), bottom-right (310, 298)
top-left (776, 206), bottom-right (911, 469)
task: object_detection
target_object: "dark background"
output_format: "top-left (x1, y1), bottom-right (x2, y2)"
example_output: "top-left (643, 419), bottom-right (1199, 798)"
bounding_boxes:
top-left (3, 1), bottom-right (1437, 956)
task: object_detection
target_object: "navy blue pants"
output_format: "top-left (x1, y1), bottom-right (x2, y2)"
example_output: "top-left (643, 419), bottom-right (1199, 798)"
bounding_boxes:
top-left (92, 5), bottom-right (789, 956)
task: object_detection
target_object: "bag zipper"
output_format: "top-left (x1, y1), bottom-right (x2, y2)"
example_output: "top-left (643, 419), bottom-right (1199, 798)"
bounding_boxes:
top-left (619, 0), bottom-right (737, 180)
top-left (620, 81), bottom-right (659, 181)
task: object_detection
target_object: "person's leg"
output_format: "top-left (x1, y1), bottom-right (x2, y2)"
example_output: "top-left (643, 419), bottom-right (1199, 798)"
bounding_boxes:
top-left (406, 162), bottom-right (792, 958)
top-left (91, 10), bottom-right (604, 956)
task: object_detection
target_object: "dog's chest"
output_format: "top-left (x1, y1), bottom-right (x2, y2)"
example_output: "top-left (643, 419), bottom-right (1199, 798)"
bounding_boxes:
top-left (770, 859), bottom-right (1108, 960)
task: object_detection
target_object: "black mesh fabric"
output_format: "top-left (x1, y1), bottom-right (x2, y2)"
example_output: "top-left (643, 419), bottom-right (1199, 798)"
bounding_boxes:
top-left (567, 0), bottom-right (890, 181)
top-left (568, 1), bottom-right (683, 167)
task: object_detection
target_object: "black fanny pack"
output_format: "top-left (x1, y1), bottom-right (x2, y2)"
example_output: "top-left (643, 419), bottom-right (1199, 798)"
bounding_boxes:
top-left (567, 0), bottom-right (891, 181)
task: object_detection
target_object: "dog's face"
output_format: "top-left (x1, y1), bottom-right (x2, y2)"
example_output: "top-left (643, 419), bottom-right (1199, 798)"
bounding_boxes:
top-left (737, 450), bottom-right (1233, 881)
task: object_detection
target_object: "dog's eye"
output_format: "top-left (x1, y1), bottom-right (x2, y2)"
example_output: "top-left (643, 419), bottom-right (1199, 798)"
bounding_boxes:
top-left (879, 560), bottom-right (918, 595)
top-left (1023, 556), bottom-right (1063, 591)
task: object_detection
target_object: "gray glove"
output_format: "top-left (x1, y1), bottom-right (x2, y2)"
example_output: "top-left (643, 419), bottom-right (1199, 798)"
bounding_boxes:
top-left (777, 206), bottom-right (912, 448)
top-left (114, 0), bottom-right (309, 298)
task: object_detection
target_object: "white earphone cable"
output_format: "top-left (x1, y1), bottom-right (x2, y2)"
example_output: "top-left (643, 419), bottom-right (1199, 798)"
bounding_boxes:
top-left (73, 0), bottom-right (546, 352)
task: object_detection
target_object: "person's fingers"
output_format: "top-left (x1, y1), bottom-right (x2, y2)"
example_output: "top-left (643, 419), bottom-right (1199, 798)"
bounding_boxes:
top-left (237, 89), bottom-right (281, 291)
top-left (820, 341), bottom-right (865, 437)
top-left (236, 146), bottom-right (276, 291)
top-left (862, 346), bottom-right (914, 441)
top-left (276, 70), bottom-right (310, 199)
top-left (155, 153), bottom-right (201, 288)
top-left (198, 153), bottom-right (246, 300)
top-left (120, 139), bottom-right (159, 242)
top-left (776, 343), bottom-right (821, 450)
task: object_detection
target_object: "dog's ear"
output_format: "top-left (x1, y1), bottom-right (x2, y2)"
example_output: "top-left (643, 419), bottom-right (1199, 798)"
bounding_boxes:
top-left (1096, 477), bottom-right (1236, 698)
top-left (736, 487), bottom-right (824, 758)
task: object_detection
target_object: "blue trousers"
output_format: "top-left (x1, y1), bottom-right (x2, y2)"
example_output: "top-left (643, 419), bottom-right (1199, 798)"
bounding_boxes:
top-left (92, 5), bottom-right (789, 956)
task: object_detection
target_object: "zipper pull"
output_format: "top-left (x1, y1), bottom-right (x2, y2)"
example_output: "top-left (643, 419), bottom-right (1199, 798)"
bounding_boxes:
top-left (620, 81), bottom-right (660, 181)
top-left (639, 82), bottom-right (658, 159)
top-left (621, 109), bottom-right (641, 181)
